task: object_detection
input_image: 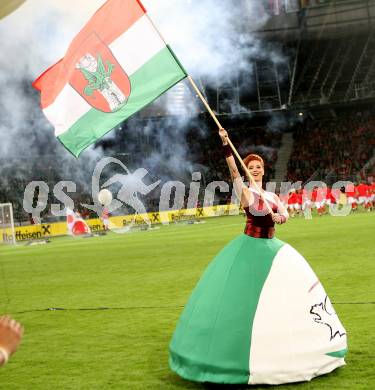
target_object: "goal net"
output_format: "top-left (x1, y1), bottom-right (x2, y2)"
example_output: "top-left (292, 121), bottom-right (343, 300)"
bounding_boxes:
top-left (0, 203), bottom-right (16, 245)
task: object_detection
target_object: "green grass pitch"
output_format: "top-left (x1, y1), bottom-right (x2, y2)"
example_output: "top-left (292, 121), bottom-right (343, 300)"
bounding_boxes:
top-left (0, 212), bottom-right (374, 389)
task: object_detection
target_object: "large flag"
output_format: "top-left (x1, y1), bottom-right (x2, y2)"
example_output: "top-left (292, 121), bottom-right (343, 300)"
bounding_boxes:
top-left (33, 0), bottom-right (187, 157)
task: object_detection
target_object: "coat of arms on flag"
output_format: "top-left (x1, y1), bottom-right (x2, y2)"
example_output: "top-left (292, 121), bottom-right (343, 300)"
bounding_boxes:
top-left (33, 0), bottom-right (187, 157)
top-left (70, 33), bottom-right (131, 113)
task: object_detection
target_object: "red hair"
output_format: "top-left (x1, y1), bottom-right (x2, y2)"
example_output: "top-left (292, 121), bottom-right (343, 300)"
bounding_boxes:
top-left (243, 153), bottom-right (264, 168)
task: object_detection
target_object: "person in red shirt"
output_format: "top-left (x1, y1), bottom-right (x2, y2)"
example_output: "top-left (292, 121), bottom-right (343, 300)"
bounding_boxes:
top-left (295, 190), bottom-right (303, 217)
top-left (369, 180), bottom-right (375, 210)
top-left (356, 181), bottom-right (369, 210)
top-left (365, 182), bottom-right (372, 210)
top-left (330, 187), bottom-right (340, 205)
top-left (287, 190), bottom-right (297, 217)
top-left (346, 183), bottom-right (357, 210)
top-left (327, 187), bottom-right (334, 204)
top-left (316, 186), bottom-right (327, 216)
top-left (311, 187), bottom-right (318, 210)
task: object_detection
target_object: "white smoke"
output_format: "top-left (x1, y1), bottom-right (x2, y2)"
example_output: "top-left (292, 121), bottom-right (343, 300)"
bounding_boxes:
top-left (0, 0), bottom-right (281, 213)
top-left (3, 0), bottom-right (270, 82)
top-left (0, 0), bottom-right (105, 198)
top-left (0, 1), bottom-right (106, 77)
top-left (143, 0), bottom-right (269, 84)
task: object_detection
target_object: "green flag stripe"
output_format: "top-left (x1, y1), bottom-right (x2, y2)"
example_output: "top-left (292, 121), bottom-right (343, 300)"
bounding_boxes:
top-left (326, 348), bottom-right (348, 358)
top-left (58, 47), bottom-right (187, 157)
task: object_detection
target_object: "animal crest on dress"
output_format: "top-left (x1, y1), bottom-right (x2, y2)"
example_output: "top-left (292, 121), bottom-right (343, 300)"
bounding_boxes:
top-left (310, 295), bottom-right (346, 341)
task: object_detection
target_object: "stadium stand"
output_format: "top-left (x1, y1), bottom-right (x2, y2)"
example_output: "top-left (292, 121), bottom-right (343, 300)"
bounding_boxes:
top-left (287, 108), bottom-right (375, 184)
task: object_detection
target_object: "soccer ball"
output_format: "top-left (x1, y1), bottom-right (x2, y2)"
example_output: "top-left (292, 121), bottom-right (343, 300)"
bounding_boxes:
top-left (98, 189), bottom-right (113, 206)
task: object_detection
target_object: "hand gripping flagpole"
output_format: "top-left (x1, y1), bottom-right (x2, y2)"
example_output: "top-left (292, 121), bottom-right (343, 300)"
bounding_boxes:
top-left (144, 11), bottom-right (274, 215)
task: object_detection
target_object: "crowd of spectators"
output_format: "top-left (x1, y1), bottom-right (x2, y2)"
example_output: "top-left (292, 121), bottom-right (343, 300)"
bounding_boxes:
top-left (287, 110), bottom-right (375, 184)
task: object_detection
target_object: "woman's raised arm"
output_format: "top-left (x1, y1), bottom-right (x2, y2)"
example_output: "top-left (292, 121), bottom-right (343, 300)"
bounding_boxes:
top-left (218, 128), bottom-right (251, 208)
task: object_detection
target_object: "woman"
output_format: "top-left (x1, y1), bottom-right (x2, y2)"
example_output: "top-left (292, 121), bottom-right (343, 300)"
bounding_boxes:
top-left (169, 129), bottom-right (347, 385)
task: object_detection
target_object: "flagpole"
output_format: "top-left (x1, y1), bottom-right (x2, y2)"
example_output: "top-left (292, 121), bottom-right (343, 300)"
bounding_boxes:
top-left (187, 76), bottom-right (274, 215)
top-left (144, 12), bottom-right (274, 215)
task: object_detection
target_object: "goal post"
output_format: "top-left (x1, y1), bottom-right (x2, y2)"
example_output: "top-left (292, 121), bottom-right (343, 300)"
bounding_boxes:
top-left (0, 203), bottom-right (16, 245)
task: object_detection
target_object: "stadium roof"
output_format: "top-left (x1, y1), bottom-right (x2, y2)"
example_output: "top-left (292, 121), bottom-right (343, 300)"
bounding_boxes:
top-left (256, 0), bottom-right (375, 40)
